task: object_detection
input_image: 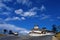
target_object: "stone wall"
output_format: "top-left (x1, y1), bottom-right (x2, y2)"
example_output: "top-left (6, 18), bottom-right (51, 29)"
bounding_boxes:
top-left (27, 35), bottom-right (52, 40)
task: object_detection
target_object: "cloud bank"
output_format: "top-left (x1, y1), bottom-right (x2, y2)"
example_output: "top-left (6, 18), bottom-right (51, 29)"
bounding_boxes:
top-left (0, 23), bottom-right (29, 34)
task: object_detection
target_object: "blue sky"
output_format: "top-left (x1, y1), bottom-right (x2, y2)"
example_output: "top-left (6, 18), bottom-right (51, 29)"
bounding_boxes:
top-left (0, 0), bottom-right (60, 34)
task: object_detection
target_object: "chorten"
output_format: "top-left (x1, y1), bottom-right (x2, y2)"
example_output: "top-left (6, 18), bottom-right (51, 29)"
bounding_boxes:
top-left (33, 25), bottom-right (40, 30)
top-left (29, 25), bottom-right (54, 36)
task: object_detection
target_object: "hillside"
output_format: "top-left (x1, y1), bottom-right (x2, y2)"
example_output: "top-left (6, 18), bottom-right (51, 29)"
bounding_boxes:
top-left (55, 32), bottom-right (60, 40)
top-left (0, 33), bottom-right (60, 40)
top-left (0, 35), bottom-right (55, 40)
top-left (0, 34), bottom-right (7, 37)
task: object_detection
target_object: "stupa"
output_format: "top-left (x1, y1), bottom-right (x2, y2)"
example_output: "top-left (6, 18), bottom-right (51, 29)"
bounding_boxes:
top-left (29, 25), bottom-right (54, 36)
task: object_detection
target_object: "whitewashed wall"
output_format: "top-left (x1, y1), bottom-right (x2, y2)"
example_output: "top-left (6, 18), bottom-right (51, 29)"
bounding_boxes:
top-left (29, 35), bottom-right (53, 40)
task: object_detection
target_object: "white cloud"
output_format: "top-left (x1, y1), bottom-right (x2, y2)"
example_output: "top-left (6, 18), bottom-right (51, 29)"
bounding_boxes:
top-left (14, 5), bottom-right (46, 17)
top-left (40, 14), bottom-right (50, 20)
top-left (29, 7), bottom-right (39, 12)
top-left (40, 16), bottom-right (49, 20)
top-left (21, 17), bottom-right (25, 20)
top-left (0, 0), bottom-right (2, 2)
top-left (15, 8), bottom-right (37, 17)
top-left (0, 23), bottom-right (29, 34)
top-left (15, 6), bottom-right (46, 18)
top-left (5, 17), bottom-right (21, 21)
top-left (23, 12), bottom-right (36, 17)
top-left (5, 18), bottom-right (11, 21)
top-left (20, 30), bottom-right (29, 34)
top-left (6, 7), bottom-right (13, 11)
top-left (0, 0), bottom-right (32, 7)
top-left (17, 0), bottom-right (31, 5)
top-left (3, 0), bottom-right (12, 2)
top-left (0, 18), bottom-right (6, 24)
top-left (0, 12), bottom-right (11, 15)
top-left (5, 17), bottom-right (26, 21)
top-left (0, 0), bottom-right (12, 2)
top-left (15, 6), bottom-right (48, 17)
top-left (15, 9), bottom-right (23, 14)
top-left (0, 1), bottom-right (13, 17)
top-left (13, 17), bottom-right (21, 20)
top-left (57, 17), bottom-right (60, 19)
top-left (0, 0), bottom-right (13, 12)
top-left (16, 0), bottom-right (32, 7)
top-left (0, 2), bottom-right (6, 8)
top-left (40, 5), bottom-right (46, 12)
top-left (17, 0), bottom-right (28, 4)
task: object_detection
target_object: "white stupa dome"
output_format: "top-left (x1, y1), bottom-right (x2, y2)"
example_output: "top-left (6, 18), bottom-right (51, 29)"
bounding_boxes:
top-left (34, 25), bottom-right (39, 30)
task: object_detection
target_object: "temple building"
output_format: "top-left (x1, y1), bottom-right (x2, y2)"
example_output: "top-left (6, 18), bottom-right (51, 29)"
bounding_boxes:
top-left (29, 25), bottom-right (54, 36)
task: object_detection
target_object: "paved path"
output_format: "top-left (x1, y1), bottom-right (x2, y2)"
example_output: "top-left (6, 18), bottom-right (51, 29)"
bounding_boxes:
top-left (0, 36), bottom-right (58, 40)
top-left (0, 36), bottom-right (22, 40)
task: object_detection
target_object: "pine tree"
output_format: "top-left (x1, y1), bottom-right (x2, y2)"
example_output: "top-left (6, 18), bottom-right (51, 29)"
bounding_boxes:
top-left (3, 29), bottom-right (7, 34)
top-left (52, 24), bottom-right (57, 33)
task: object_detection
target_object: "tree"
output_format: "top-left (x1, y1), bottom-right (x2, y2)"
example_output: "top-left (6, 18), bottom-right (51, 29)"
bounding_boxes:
top-left (42, 27), bottom-right (46, 30)
top-left (52, 24), bottom-right (57, 33)
top-left (57, 25), bottom-right (60, 32)
top-left (9, 30), bottom-right (13, 34)
top-left (3, 29), bottom-right (7, 34)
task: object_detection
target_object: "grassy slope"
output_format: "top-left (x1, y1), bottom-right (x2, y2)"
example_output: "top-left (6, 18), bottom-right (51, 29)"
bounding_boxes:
top-left (55, 32), bottom-right (60, 40)
top-left (0, 34), bottom-right (7, 37)
top-left (0, 34), bottom-right (4, 36)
